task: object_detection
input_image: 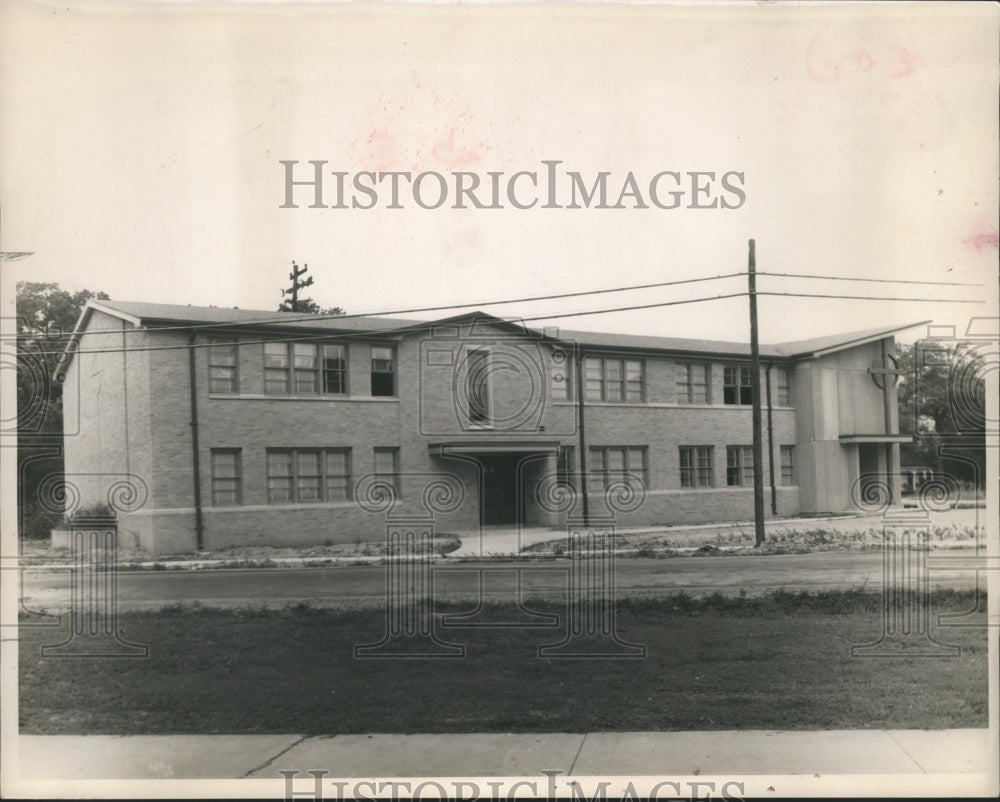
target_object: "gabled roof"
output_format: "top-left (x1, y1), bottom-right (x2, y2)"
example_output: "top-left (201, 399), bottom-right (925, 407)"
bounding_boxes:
top-left (85, 300), bottom-right (422, 333)
top-left (558, 321), bottom-right (930, 359)
top-left (61, 299), bottom-right (929, 374)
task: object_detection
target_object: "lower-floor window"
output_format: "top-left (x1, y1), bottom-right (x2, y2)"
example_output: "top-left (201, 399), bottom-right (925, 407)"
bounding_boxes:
top-left (726, 445), bottom-right (754, 487)
top-left (780, 445), bottom-right (796, 485)
top-left (267, 448), bottom-right (352, 503)
top-left (210, 449), bottom-right (242, 505)
top-left (589, 446), bottom-right (647, 491)
top-left (680, 446), bottom-right (713, 488)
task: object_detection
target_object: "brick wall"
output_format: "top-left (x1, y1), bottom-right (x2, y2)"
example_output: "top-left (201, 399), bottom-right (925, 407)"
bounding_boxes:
top-left (68, 313), bottom-right (912, 553)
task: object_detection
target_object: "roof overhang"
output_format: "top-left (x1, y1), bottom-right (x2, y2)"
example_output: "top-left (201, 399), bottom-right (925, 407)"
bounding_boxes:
top-left (430, 440), bottom-right (561, 457)
top-left (839, 434), bottom-right (913, 444)
top-left (801, 321), bottom-right (932, 359)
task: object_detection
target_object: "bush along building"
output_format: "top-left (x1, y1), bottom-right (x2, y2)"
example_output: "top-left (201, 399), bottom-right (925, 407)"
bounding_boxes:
top-left (55, 300), bottom-right (920, 554)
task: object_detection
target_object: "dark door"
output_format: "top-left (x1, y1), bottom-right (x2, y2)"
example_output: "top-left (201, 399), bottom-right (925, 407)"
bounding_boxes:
top-left (482, 455), bottom-right (522, 525)
top-left (858, 444), bottom-right (882, 500)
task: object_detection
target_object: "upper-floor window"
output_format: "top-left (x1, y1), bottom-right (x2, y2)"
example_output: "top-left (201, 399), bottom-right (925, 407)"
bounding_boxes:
top-left (208, 339), bottom-right (239, 393)
top-left (777, 367), bottom-right (791, 406)
top-left (557, 445), bottom-right (575, 486)
top-left (677, 362), bottom-right (710, 404)
top-left (679, 445), bottom-right (713, 488)
top-left (210, 449), bottom-right (242, 505)
top-left (726, 445), bottom-right (754, 487)
top-left (266, 447), bottom-right (352, 503)
top-left (589, 446), bottom-right (647, 492)
top-left (371, 346), bottom-right (395, 397)
top-left (466, 347), bottom-right (491, 425)
top-left (723, 365), bottom-right (753, 406)
top-left (293, 343), bottom-right (319, 393)
top-left (780, 445), bottom-right (796, 485)
top-left (264, 341), bottom-right (349, 396)
top-left (264, 342), bottom-right (291, 394)
top-left (322, 344), bottom-right (348, 394)
top-left (585, 357), bottom-right (644, 403)
top-left (551, 348), bottom-right (571, 401)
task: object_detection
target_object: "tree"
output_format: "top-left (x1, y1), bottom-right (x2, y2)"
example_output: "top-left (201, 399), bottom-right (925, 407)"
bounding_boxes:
top-left (896, 340), bottom-right (986, 486)
top-left (16, 282), bottom-right (109, 538)
top-left (278, 261), bottom-right (344, 316)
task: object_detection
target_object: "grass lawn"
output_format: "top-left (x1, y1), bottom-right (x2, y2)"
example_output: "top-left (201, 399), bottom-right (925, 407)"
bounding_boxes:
top-left (19, 590), bottom-right (987, 735)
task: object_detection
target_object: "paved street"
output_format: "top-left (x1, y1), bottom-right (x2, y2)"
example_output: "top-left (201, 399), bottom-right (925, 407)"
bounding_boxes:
top-left (17, 548), bottom-right (984, 612)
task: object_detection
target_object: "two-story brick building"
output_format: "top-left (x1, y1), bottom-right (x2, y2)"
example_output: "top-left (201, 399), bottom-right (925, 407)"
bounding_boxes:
top-left (56, 300), bottom-right (917, 554)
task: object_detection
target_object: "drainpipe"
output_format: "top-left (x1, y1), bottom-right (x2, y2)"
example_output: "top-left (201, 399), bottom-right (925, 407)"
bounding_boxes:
top-left (766, 362), bottom-right (777, 515)
top-left (574, 347), bottom-right (590, 526)
top-left (188, 329), bottom-right (205, 550)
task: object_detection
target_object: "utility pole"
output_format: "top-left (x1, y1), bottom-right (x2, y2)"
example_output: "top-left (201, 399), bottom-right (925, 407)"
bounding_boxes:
top-left (280, 261), bottom-right (315, 312)
top-left (748, 240), bottom-right (766, 547)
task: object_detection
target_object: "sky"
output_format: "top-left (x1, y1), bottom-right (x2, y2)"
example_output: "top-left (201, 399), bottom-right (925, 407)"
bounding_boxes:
top-left (1, 0), bottom-right (997, 346)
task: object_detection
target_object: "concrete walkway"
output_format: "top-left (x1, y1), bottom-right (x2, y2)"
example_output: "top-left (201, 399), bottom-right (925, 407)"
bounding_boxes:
top-left (12, 729), bottom-right (994, 779)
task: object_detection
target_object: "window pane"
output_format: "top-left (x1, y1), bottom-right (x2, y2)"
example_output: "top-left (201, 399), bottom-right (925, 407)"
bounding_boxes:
top-left (325, 450), bottom-right (347, 476)
top-left (296, 450), bottom-right (319, 475)
top-left (607, 448), bottom-right (625, 470)
top-left (371, 346), bottom-right (394, 371)
top-left (268, 478), bottom-right (293, 503)
top-left (264, 342), bottom-right (288, 367)
top-left (212, 452), bottom-right (238, 477)
top-left (267, 451), bottom-right (292, 475)
top-left (293, 343), bottom-right (317, 367)
top-left (325, 476), bottom-right (349, 500)
top-left (323, 345), bottom-right (347, 394)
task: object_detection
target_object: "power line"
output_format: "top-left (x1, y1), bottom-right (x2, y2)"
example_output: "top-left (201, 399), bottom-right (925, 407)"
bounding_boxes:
top-left (28, 272), bottom-right (751, 339)
top-left (23, 285), bottom-right (985, 360)
top-left (755, 291), bottom-right (983, 304)
top-left (756, 271), bottom-right (983, 287)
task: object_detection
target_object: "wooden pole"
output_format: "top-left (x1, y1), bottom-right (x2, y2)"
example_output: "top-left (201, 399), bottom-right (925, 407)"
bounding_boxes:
top-left (748, 240), bottom-right (766, 547)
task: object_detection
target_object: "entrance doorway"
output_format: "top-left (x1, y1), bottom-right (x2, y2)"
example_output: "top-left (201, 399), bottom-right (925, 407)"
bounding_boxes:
top-left (481, 454), bottom-right (524, 526)
top-left (858, 443), bottom-right (889, 503)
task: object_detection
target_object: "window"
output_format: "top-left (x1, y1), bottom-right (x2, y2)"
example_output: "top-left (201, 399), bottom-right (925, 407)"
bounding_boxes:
top-left (266, 448), bottom-right (352, 503)
top-left (374, 447), bottom-right (400, 496)
top-left (723, 365), bottom-right (754, 405)
top-left (371, 346), bottom-right (395, 396)
top-left (677, 363), bottom-right (710, 404)
top-left (679, 446), bottom-right (714, 488)
top-left (777, 368), bottom-right (791, 406)
top-left (589, 446), bottom-right (647, 492)
top-left (726, 446), bottom-right (755, 487)
top-left (551, 349), bottom-right (571, 401)
top-left (322, 344), bottom-right (347, 394)
top-left (325, 450), bottom-right (352, 500)
top-left (557, 446), bottom-right (575, 486)
top-left (780, 445), bottom-right (796, 485)
top-left (264, 342), bottom-right (290, 394)
top-left (210, 449), bottom-right (241, 505)
top-left (208, 339), bottom-right (238, 393)
top-left (585, 357), bottom-right (645, 402)
top-left (290, 343), bottom-right (318, 394)
top-left (466, 348), bottom-right (491, 425)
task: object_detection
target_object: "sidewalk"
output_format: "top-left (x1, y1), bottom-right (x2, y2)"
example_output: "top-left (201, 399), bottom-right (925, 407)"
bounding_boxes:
top-left (14, 729), bottom-right (994, 779)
